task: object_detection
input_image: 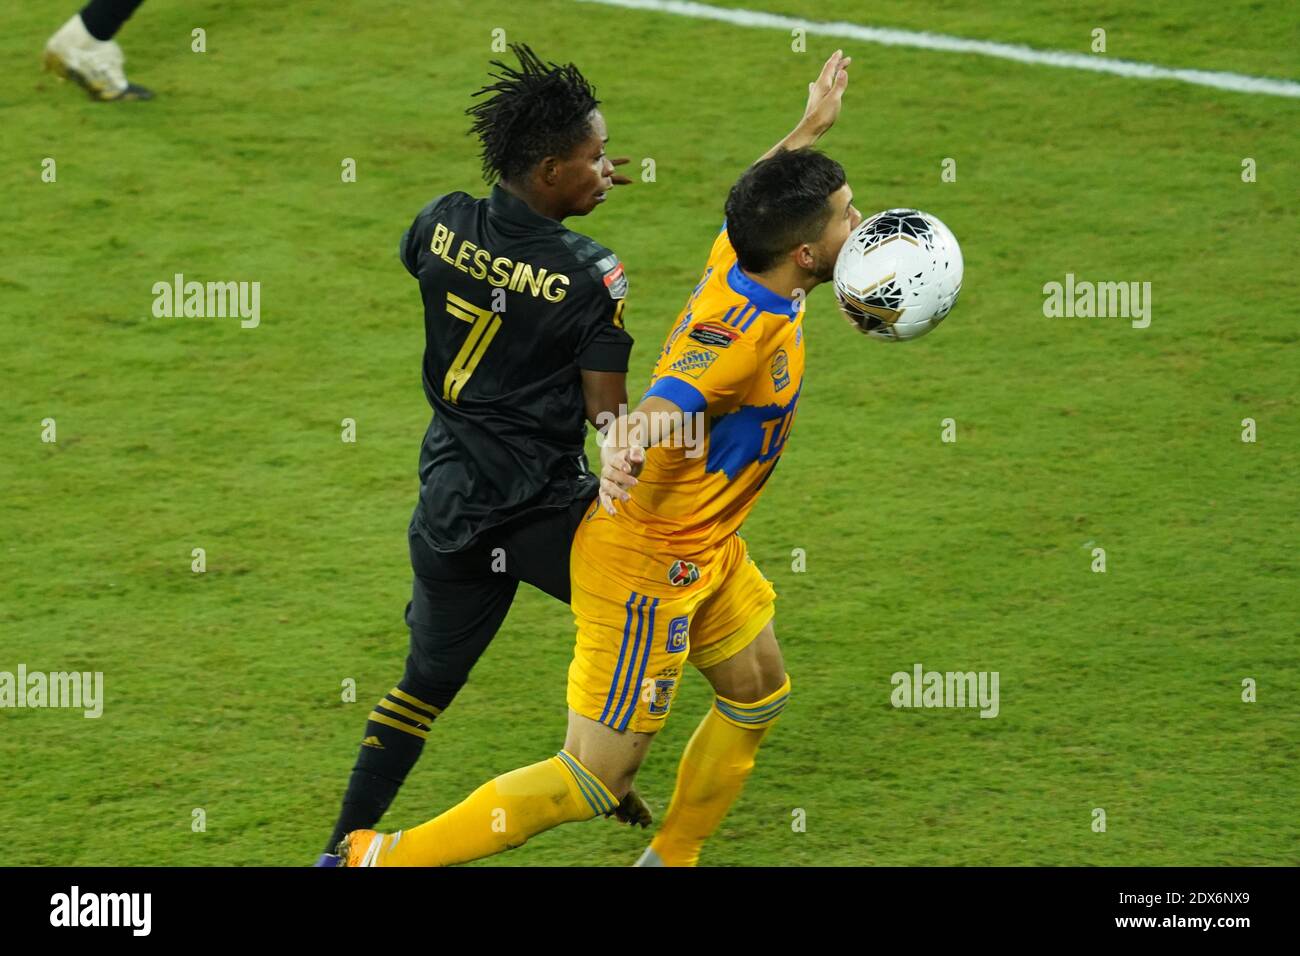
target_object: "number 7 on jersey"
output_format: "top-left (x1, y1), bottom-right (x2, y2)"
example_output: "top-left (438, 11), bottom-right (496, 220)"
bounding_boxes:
top-left (443, 292), bottom-right (503, 402)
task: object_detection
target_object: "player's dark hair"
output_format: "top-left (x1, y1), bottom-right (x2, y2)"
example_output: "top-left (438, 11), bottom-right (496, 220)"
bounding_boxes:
top-left (466, 43), bottom-right (600, 185)
top-left (724, 148), bottom-right (847, 273)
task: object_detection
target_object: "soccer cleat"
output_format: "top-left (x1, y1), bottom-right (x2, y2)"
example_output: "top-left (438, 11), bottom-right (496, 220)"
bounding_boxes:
top-left (633, 846), bottom-right (666, 867)
top-left (337, 829), bottom-right (402, 867)
top-left (42, 14), bottom-right (154, 102)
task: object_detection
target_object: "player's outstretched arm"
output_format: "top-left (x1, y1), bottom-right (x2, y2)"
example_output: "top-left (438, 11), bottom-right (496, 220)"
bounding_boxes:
top-left (581, 369), bottom-right (629, 429)
top-left (755, 49), bottom-right (851, 165)
top-left (596, 395), bottom-right (688, 514)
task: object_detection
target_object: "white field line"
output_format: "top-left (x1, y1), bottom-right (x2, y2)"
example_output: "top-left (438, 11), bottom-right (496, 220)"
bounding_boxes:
top-left (577, 0), bottom-right (1300, 98)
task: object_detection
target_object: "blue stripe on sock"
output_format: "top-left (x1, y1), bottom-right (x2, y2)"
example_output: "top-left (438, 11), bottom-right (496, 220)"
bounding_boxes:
top-left (715, 693), bottom-right (789, 724)
top-left (556, 751), bottom-right (608, 814)
top-left (557, 751), bottom-right (614, 813)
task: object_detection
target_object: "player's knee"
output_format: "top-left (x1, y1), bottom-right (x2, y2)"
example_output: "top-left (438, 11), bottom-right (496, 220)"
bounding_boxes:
top-left (401, 653), bottom-right (463, 713)
top-left (703, 617), bottom-right (785, 702)
top-left (602, 771), bottom-right (637, 802)
top-left (562, 711), bottom-right (655, 801)
top-left (560, 740), bottom-right (645, 801)
top-left (713, 673), bottom-right (791, 730)
top-left (563, 750), bottom-right (636, 801)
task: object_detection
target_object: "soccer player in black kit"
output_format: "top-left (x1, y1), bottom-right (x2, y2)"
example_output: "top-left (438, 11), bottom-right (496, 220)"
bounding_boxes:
top-left (318, 45), bottom-right (645, 864)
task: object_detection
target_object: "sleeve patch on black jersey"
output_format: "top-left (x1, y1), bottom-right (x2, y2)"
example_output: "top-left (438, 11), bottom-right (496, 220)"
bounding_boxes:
top-left (688, 323), bottom-right (739, 348)
top-left (602, 262), bottom-right (628, 300)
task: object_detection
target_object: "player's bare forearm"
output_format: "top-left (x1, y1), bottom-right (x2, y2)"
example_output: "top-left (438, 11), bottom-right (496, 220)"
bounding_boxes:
top-left (756, 119), bottom-right (825, 165)
top-left (601, 395), bottom-right (687, 454)
top-left (755, 50), bottom-right (851, 165)
top-left (581, 369), bottom-right (628, 430)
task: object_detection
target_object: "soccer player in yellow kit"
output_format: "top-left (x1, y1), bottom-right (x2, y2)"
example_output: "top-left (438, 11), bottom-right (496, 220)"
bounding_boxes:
top-left (339, 50), bottom-right (862, 867)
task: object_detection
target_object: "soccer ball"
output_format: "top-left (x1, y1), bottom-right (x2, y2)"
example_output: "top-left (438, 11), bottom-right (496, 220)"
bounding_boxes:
top-left (833, 208), bottom-right (963, 341)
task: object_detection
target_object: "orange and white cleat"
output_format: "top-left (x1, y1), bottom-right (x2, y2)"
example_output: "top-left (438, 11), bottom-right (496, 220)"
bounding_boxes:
top-left (337, 829), bottom-right (402, 867)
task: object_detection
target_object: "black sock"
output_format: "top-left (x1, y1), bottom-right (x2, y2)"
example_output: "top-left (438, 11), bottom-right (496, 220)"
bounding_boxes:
top-left (78, 0), bottom-right (146, 42)
top-left (323, 682), bottom-right (446, 854)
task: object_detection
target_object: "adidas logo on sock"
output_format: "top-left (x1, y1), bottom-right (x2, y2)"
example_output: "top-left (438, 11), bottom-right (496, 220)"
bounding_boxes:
top-left (361, 735), bottom-right (385, 749)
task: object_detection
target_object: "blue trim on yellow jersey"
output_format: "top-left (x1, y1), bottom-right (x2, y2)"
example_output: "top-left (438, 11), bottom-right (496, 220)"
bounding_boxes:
top-left (726, 262), bottom-right (800, 318)
top-left (739, 305), bottom-right (761, 332)
top-left (705, 383), bottom-right (801, 480)
top-left (644, 375), bottom-right (707, 414)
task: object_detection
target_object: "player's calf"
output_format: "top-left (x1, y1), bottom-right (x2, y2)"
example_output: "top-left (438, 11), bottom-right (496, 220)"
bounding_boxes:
top-left (338, 745), bottom-right (624, 866)
top-left (641, 620), bottom-right (791, 867)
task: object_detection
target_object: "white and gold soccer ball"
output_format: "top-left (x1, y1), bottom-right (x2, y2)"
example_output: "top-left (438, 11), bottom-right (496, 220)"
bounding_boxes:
top-left (833, 208), bottom-right (963, 341)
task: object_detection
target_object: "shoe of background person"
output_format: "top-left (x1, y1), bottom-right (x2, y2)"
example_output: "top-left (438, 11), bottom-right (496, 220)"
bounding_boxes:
top-left (42, 14), bottom-right (154, 101)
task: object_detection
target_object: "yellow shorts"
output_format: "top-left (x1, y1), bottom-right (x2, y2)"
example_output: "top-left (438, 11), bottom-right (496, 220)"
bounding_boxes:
top-left (568, 527), bottom-right (776, 734)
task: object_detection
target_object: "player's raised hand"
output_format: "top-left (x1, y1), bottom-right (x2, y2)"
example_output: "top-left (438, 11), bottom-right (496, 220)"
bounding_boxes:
top-left (802, 49), bottom-right (851, 136)
top-left (754, 49), bottom-right (852, 164)
top-left (609, 156), bottom-right (634, 187)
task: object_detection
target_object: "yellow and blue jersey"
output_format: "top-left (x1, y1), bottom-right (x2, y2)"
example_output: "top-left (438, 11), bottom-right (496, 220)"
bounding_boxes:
top-left (575, 223), bottom-right (804, 594)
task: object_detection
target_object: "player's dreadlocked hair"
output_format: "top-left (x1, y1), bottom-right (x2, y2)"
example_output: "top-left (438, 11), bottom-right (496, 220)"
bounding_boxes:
top-left (466, 43), bottom-right (600, 185)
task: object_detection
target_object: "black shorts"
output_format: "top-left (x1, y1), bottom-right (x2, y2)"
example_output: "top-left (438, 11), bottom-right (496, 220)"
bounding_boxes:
top-left (401, 492), bottom-right (597, 711)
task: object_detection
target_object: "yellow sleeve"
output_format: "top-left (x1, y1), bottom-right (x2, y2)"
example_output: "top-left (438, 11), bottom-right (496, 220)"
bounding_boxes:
top-left (644, 320), bottom-right (757, 416)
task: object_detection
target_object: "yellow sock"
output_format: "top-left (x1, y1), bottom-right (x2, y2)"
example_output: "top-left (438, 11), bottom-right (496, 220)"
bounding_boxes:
top-left (650, 675), bottom-right (790, 866)
top-left (383, 749), bottom-right (616, 866)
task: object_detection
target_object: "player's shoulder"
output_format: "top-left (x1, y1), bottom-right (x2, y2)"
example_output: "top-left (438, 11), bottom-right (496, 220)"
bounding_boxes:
top-left (412, 191), bottom-right (476, 222)
top-left (690, 282), bottom-right (762, 345)
top-left (556, 229), bottom-right (627, 301)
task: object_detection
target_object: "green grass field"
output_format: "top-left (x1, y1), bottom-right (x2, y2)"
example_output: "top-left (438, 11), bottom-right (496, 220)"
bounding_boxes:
top-left (2, 0), bottom-right (1297, 866)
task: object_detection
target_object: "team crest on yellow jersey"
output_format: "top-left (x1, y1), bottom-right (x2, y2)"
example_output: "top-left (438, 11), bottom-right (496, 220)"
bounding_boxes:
top-left (649, 677), bottom-right (675, 715)
top-left (668, 559), bottom-right (700, 587)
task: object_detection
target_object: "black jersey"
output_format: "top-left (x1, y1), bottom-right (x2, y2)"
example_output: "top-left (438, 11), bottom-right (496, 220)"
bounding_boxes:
top-left (400, 185), bottom-right (633, 553)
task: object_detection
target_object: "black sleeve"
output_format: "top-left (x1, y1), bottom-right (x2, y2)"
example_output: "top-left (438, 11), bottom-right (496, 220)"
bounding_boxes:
top-left (398, 220), bottom-right (421, 277)
top-left (398, 194), bottom-right (448, 278)
top-left (572, 278), bottom-right (633, 372)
